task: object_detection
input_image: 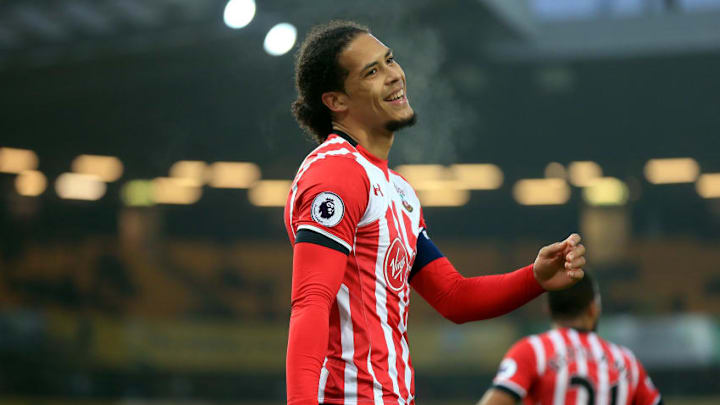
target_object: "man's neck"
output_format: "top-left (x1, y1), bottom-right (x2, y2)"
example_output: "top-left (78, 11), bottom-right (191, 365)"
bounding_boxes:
top-left (553, 319), bottom-right (593, 332)
top-left (332, 122), bottom-right (393, 160)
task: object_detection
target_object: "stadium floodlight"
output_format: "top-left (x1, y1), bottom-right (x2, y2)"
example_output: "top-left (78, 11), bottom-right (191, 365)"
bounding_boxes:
top-left (71, 154), bottom-right (123, 182)
top-left (152, 177), bottom-right (202, 205)
top-left (416, 188), bottom-right (470, 207)
top-left (513, 178), bottom-right (570, 205)
top-left (582, 177), bottom-right (629, 206)
top-left (568, 161), bottom-right (602, 187)
top-left (394, 164), bottom-right (447, 187)
top-left (0, 147), bottom-right (38, 173)
top-left (121, 180), bottom-right (154, 207)
top-left (223, 0), bottom-right (256, 29)
top-left (644, 158), bottom-right (699, 184)
top-left (208, 162), bottom-right (260, 188)
top-left (248, 180), bottom-right (292, 206)
top-left (170, 160), bottom-right (208, 187)
top-left (696, 173), bottom-right (720, 198)
top-left (544, 162), bottom-right (567, 179)
top-left (264, 23), bottom-right (297, 56)
top-left (55, 173), bottom-right (106, 201)
top-left (450, 164), bottom-right (503, 190)
top-left (15, 170), bottom-right (47, 197)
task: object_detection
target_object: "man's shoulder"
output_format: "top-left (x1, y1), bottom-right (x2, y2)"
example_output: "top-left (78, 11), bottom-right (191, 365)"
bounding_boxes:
top-left (296, 140), bottom-right (366, 179)
top-left (607, 338), bottom-right (638, 362)
top-left (506, 334), bottom-right (542, 357)
top-left (305, 135), bottom-right (357, 160)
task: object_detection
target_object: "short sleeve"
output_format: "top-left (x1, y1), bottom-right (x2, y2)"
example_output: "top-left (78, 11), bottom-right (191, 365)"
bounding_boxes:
top-left (633, 361), bottom-right (662, 405)
top-left (492, 338), bottom-right (538, 400)
top-left (291, 156), bottom-right (370, 252)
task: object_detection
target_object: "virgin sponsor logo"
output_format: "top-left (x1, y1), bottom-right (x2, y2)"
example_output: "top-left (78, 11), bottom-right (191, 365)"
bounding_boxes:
top-left (383, 238), bottom-right (409, 292)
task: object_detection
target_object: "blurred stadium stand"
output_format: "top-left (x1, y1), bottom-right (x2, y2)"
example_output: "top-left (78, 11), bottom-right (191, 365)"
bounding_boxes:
top-left (1, 0), bottom-right (720, 404)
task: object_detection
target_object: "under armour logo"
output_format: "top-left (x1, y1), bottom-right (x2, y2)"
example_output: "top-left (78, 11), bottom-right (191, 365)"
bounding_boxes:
top-left (373, 184), bottom-right (383, 197)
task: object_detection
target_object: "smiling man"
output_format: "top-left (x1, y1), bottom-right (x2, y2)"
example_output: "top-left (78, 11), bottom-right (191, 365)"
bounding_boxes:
top-left (284, 21), bottom-right (587, 405)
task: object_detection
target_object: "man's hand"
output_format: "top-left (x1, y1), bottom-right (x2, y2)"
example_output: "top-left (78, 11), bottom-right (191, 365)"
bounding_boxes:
top-left (533, 233), bottom-right (585, 291)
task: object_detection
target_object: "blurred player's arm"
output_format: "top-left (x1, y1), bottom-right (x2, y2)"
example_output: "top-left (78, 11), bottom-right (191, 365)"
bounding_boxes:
top-left (478, 339), bottom-right (537, 405)
top-left (409, 232), bottom-right (586, 323)
top-left (633, 359), bottom-right (663, 405)
top-left (286, 239), bottom-right (347, 405)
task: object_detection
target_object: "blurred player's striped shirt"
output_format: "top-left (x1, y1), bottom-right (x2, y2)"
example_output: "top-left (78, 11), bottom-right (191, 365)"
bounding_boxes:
top-left (492, 327), bottom-right (662, 405)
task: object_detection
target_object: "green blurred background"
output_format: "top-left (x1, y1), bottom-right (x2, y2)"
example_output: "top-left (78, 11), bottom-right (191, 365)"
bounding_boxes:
top-left (1, 0), bottom-right (719, 404)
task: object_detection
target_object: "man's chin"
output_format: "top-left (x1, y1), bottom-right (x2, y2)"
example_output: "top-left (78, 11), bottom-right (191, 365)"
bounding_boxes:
top-left (385, 112), bottom-right (417, 133)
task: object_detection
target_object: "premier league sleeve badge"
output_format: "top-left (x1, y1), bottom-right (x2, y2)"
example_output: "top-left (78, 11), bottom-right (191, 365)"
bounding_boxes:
top-left (311, 191), bottom-right (345, 227)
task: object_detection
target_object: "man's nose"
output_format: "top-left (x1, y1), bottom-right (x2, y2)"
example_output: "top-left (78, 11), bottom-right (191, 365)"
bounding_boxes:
top-left (386, 66), bottom-right (402, 85)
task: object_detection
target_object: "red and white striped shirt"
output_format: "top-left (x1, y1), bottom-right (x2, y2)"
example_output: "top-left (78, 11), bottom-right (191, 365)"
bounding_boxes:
top-left (492, 327), bottom-right (662, 405)
top-left (285, 133), bottom-right (425, 404)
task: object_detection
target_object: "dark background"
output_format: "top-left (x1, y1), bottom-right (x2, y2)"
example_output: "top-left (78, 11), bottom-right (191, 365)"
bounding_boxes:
top-left (1, 0), bottom-right (719, 404)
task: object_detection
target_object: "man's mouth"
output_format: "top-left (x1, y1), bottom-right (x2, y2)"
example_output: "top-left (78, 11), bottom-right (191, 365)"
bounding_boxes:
top-left (384, 88), bottom-right (406, 103)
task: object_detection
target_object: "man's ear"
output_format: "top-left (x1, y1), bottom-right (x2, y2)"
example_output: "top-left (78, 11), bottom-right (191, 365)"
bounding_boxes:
top-left (321, 91), bottom-right (349, 113)
top-left (588, 299), bottom-right (600, 320)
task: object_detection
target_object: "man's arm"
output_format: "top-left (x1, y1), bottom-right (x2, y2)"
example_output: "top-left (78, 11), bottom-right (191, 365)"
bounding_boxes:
top-left (477, 388), bottom-right (518, 405)
top-left (479, 338), bottom-right (538, 405)
top-left (286, 241), bottom-right (347, 405)
top-left (410, 233), bottom-right (586, 323)
top-left (633, 359), bottom-right (663, 405)
top-left (285, 155), bottom-right (369, 405)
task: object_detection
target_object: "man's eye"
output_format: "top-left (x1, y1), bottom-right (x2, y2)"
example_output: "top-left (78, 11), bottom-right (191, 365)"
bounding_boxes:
top-left (366, 68), bottom-right (377, 77)
top-left (387, 57), bottom-right (395, 64)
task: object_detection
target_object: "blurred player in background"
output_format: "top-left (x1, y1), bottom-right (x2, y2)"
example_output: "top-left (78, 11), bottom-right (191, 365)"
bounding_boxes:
top-left (478, 272), bottom-right (662, 405)
top-left (285, 20), bottom-right (587, 405)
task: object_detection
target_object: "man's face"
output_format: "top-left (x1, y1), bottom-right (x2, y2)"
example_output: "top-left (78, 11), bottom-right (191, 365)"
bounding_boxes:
top-left (337, 33), bottom-right (415, 133)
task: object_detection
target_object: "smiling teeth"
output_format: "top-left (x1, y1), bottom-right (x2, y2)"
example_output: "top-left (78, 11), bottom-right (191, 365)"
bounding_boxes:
top-left (386, 89), bottom-right (404, 101)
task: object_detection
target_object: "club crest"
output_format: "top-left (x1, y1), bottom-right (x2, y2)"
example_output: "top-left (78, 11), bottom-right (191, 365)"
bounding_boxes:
top-left (394, 184), bottom-right (414, 213)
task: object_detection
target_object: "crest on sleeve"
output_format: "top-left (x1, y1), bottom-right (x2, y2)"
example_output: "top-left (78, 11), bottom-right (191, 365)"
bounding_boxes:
top-left (311, 192), bottom-right (345, 227)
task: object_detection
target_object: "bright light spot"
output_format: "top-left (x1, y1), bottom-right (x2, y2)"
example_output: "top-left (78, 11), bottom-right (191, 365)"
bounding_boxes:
top-left (450, 164), bottom-right (503, 190)
top-left (223, 0), bottom-right (255, 29)
top-left (696, 173), bottom-right (720, 198)
top-left (152, 177), bottom-right (202, 205)
top-left (513, 178), bottom-right (570, 205)
top-left (0, 147), bottom-right (38, 173)
top-left (264, 23), bottom-right (297, 56)
top-left (545, 162), bottom-right (567, 179)
top-left (209, 162), bottom-right (260, 188)
top-left (417, 187), bottom-right (470, 207)
top-left (394, 164), bottom-right (471, 202)
top-left (55, 173), bottom-right (106, 200)
top-left (248, 180), bottom-right (291, 206)
top-left (121, 180), bottom-right (154, 207)
top-left (170, 160), bottom-right (208, 187)
top-left (644, 158), bottom-right (699, 184)
top-left (395, 165), bottom-right (448, 188)
top-left (568, 161), bottom-right (602, 187)
top-left (582, 177), bottom-right (629, 206)
top-left (72, 154), bottom-right (123, 182)
top-left (15, 170), bottom-right (46, 196)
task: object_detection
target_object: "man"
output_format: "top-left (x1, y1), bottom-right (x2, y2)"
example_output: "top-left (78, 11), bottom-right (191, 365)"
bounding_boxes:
top-left (478, 272), bottom-right (662, 405)
top-left (284, 21), bottom-right (586, 405)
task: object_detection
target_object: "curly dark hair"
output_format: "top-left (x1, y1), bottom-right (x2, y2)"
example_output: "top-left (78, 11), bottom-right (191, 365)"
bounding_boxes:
top-left (548, 271), bottom-right (599, 320)
top-left (291, 20), bottom-right (370, 143)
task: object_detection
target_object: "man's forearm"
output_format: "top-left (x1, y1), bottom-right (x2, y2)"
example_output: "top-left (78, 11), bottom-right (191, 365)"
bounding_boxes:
top-left (410, 257), bottom-right (544, 324)
top-left (287, 298), bottom-right (330, 405)
top-left (286, 242), bottom-right (347, 404)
